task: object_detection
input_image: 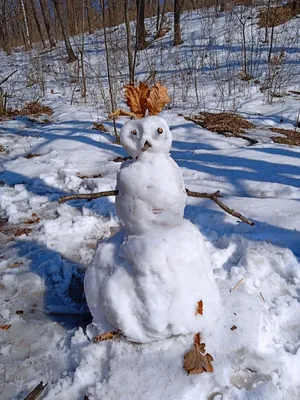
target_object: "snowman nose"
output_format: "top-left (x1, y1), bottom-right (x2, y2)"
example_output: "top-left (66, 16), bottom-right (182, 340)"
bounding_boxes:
top-left (141, 140), bottom-right (152, 152)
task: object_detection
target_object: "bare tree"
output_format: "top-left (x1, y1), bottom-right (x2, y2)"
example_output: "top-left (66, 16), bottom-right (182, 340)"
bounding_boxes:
top-left (52, 0), bottom-right (78, 62)
top-left (39, 0), bottom-right (56, 47)
top-left (28, 0), bottom-right (46, 48)
top-left (124, 0), bottom-right (134, 83)
top-left (136, 0), bottom-right (147, 50)
top-left (174, 0), bottom-right (184, 46)
top-left (20, 0), bottom-right (31, 49)
top-left (85, 0), bottom-right (93, 34)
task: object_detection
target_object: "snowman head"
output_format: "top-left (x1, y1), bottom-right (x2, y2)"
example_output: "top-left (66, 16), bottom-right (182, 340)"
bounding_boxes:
top-left (120, 116), bottom-right (172, 159)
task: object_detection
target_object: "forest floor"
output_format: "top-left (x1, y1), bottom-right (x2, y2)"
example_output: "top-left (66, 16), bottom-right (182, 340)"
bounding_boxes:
top-left (1, 5), bottom-right (300, 400)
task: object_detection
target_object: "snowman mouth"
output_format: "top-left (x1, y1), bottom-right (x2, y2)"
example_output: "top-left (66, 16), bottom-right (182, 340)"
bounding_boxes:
top-left (141, 141), bottom-right (152, 152)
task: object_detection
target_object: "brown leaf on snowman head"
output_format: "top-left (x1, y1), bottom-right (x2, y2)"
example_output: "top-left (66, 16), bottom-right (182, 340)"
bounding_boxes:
top-left (147, 83), bottom-right (171, 116)
top-left (124, 82), bottom-right (150, 118)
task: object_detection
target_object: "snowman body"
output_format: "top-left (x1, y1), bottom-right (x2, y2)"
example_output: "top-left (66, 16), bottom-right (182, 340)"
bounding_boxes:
top-left (84, 116), bottom-right (220, 343)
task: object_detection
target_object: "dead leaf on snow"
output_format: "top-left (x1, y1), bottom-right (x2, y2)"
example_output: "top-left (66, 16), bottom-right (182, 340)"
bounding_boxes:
top-left (0, 324), bottom-right (12, 331)
top-left (93, 330), bottom-right (120, 343)
top-left (8, 261), bottom-right (23, 269)
top-left (183, 333), bottom-right (214, 374)
top-left (196, 300), bottom-right (203, 315)
top-left (147, 83), bottom-right (170, 116)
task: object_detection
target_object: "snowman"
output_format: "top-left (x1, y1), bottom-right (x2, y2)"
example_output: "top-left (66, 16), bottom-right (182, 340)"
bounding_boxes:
top-left (84, 116), bottom-right (220, 343)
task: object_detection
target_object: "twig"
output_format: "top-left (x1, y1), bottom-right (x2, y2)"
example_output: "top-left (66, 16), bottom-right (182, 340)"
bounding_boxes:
top-left (186, 189), bottom-right (223, 199)
top-left (58, 190), bottom-right (118, 204)
top-left (0, 70), bottom-right (18, 87)
top-left (230, 278), bottom-right (245, 293)
top-left (58, 188), bottom-right (254, 226)
top-left (187, 189), bottom-right (255, 226)
top-left (24, 381), bottom-right (47, 400)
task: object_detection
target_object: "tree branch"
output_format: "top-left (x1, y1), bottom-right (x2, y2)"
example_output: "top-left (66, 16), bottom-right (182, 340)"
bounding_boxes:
top-left (58, 190), bottom-right (119, 204)
top-left (186, 189), bottom-right (255, 226)
top-left (58, 189), bottom-right (254, 226)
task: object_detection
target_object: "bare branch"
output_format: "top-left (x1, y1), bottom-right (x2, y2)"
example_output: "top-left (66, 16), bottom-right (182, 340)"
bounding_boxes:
top-left (24, 381), bottom-right (47, 400)
top-left (186, 189), bottom-right (255, 226)
top-left (58, 188), bottom-right (254, 226)
top-left (58, 190), bottom-right (118, 204)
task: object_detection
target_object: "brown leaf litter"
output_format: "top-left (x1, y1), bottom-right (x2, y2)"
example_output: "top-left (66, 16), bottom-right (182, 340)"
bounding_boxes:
top-left (183, 112), bottom-right (258, 146)
top-left (258, 1), bottom-right (300, 28)
top-left (270, 127), bottom-right (300, 146)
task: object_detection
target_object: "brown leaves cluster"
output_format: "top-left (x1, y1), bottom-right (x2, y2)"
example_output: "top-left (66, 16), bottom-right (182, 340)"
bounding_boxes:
top-left (183, 333), bottom-right (214, 374)
top-left (125, 82), bottom-right (170, 118)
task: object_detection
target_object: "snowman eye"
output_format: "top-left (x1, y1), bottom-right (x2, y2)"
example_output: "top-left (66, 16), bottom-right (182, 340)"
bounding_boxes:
top-left (131, 129), bottom-right (137, 135)
top-left (157, 127), bottom-right (163, 134)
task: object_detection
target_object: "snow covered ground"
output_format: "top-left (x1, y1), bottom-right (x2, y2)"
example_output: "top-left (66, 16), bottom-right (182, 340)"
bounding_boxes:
top-left (1, 5), bottom-right (300, 400)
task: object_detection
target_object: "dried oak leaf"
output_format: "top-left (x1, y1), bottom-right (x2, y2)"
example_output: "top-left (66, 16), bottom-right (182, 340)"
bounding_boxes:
top-left (125, 82), bottom-right (150, 118)
top-left (183, 333), bottom-right (214, 374)
top-left (0, 324), bottom-right (12, 330)
top-left (93, 330), bottom-right (120, 343)
top-left (147, 83), bottom-right (171, 116)
top-left (196, 300), bottom-right (203, 315)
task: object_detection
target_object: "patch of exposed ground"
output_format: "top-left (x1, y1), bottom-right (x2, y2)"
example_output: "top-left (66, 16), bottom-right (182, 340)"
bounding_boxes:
top-left (0, 101), bottom-right (53, 119)
top-left (182, 112), bottom-right (258, 146)
top-left (258, 1), bottom-right (300, 28)
top-left (270, 127), bottom-right (300, 146)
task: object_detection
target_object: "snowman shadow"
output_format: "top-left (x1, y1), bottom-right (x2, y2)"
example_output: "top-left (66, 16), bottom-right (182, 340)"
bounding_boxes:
top-left (12, 239), bottom-right (92, 330)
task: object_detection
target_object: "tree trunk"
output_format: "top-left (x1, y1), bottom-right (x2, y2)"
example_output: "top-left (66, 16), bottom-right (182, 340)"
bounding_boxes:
top-left (53, 0), bottom-right (77, 63)
top-left (124, 0), bottom-right (134, 83)
top-left (85, 0), bottom-right (93, 34)
top-left (136, 0), bottom-right (147, 50)
top-left (20, 0), bottom-right (32, 49)
top-left (173, 0), bottom-right (183, 46)
top-left (39, 0), bottom-right (56, 47)
top-left (29, 0), bottom-right (46, 48)
top-left (0, 0), bottom-right (11, 55)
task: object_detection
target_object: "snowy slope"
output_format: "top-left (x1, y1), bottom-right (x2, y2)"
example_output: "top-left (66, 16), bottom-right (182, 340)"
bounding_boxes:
top-left (1, 5), bottom-right (300, 400)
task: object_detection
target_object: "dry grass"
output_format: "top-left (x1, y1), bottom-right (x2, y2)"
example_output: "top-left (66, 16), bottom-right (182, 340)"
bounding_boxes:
top-left (258, 1), bottom-right (300, 28)
top-left (270, 127), bottom-right (300, 146)
top-left (184, 112), bottom-right (255, 134)
top-left (183, 112), bottom-right (258, 146)
top-left (92, 122), bottom-right (109, 132)
top-left (0, 101), bottom-right (53, 119)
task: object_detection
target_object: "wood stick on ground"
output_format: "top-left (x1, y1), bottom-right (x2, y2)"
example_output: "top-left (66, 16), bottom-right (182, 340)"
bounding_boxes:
top-left (58, 189), bottom-right (254, 226)
top-left (58, 190), bottom-right (119, 204)
top-left (186, 189), bottom-right (255, 226)
top-left (24, 381), bottom-right (47, 400)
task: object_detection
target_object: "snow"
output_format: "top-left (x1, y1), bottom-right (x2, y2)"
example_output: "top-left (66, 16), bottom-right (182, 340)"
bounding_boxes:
top-left (1, 5), bottom-right (300, 400)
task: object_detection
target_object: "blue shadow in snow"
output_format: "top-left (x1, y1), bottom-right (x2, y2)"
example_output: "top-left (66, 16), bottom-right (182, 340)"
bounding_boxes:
top-left (12, 239), bottom-right (92, 330)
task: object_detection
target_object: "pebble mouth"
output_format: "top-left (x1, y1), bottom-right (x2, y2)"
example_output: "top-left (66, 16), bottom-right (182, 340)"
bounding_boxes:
top-left (141, 141), bottom-right (152, 152)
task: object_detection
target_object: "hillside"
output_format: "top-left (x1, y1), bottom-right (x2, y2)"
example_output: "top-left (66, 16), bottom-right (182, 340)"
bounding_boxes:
top-left (1, 4), bottom-right (300, 400)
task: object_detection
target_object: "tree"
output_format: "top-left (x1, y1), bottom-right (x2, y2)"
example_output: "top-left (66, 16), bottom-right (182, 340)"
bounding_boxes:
top-left (136, 0), bottom-right (146, 50)
top-left (39, 0), bottom-right (56, 47)
top-left (124, 0), bottom-right (134, 83)
top-left (29, 0), bottom-right (46, 48)
top-left (173, 0), bottom-right (183, 46)
top-left (52, 0), bottom-right (78, 62)
top-left (20, 0), bottom-right (32, 49)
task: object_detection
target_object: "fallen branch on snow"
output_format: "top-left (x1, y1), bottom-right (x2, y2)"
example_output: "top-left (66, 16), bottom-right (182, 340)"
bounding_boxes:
top-left (59, 189), bottom-right (254, 226)
top-left (24, 381), bottom-right (47, 400)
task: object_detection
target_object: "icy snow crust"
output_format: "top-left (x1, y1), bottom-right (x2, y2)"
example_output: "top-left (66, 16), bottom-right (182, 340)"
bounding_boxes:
top-left (1, 7), bottom-right (300, 400)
